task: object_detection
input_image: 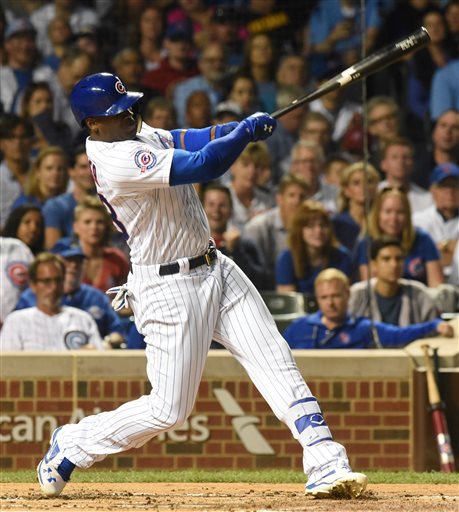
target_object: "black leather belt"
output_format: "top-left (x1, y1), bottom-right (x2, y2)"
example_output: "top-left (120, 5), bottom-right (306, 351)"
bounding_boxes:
top-left (159, 246), bottom-right (217, 276)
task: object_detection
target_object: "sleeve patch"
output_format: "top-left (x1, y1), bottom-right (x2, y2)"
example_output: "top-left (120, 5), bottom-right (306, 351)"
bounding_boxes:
top-left (134, 149), bottom-right (157, 173)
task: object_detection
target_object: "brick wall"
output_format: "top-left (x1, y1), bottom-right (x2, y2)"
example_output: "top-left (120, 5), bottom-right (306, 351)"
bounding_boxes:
top-left (1, 351), bottom-right (415, 472)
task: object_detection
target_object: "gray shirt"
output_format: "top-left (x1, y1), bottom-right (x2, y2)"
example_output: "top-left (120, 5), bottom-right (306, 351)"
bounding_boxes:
top-left (349, 278), bottom-right (438, 326)
top-left (244, 207), bottom-right (287, 289)
top-left (0, 162), bottom-right (22, 229)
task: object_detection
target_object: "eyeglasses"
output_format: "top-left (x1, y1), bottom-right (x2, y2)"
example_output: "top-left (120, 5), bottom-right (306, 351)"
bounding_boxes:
top-left (34, 277), bottom-right (64, 285)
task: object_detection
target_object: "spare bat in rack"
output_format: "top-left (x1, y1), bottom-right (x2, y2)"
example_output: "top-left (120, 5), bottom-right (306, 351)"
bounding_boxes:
top-left (421, 344), bottom-right (456, 472)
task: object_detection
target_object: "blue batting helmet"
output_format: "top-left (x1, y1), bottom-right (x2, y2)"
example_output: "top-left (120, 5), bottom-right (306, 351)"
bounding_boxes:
top-left (70, 73), bottom-right (143, 126)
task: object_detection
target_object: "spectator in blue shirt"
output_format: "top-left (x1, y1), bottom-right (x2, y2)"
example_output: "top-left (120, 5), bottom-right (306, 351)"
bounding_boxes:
top-left (332, 161), bottom-right (380, 253)
top-left (430, 59), bottom-right (459, 120)
top-left (43, 145), bottom-right (95, 249)
top-left (283, 268), bottom-right (454, 349)
top-left (276, 200), bottom-right (351, 296)
top-left (355, 187), bottom-right (444, 287)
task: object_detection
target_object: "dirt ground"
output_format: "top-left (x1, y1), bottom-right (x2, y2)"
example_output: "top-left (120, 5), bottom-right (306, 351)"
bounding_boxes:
top-left (1, 482), bottom-right (458, 512)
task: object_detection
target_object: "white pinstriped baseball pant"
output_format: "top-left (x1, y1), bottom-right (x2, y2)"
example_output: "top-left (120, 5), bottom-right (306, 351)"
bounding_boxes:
top-left (58, 252), bottom-right (351, 479)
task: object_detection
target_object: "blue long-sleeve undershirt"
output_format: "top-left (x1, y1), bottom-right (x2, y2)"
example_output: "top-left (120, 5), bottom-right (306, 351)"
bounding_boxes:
top-left (169, 122), bottom-right (251, 185)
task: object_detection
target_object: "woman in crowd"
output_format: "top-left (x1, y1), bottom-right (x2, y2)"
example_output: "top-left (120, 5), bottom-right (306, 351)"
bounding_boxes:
top-left (332, 161), bottom-right (380, 252)
top-left (355, 188), bottom-right (444, 287)
top-left (136, 4), bottom-right (165, 72)
top-left (226, 73), bottom-right (260, 117)
top-left (62, 196), bottom-right (130, 293)
top-left (20, 81), bottom-right (73, 155)
top-left (12, 146), bottom-right (68, 209)
top-left (2, 204), bottom-right (44, 255)
top-left (239, 32), bottom-right (277, 112)
top-left (276, 200), bottom-right (352, 296)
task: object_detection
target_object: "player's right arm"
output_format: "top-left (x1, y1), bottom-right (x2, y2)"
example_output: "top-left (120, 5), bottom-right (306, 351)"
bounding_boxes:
top-left (169, 113), bottom-right (277, 186)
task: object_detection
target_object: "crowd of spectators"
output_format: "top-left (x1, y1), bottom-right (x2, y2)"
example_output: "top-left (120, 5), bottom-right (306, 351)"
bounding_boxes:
top-left (1, 0), bottom-right (458, 351)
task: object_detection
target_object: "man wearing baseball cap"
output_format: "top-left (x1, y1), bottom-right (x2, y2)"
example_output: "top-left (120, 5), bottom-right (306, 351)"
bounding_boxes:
top-left (413, 163), bottom-right (459, 278)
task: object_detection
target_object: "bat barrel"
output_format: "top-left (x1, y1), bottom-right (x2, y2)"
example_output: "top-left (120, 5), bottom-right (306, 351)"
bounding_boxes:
top-left (271, 27), bottom-right (430, 119)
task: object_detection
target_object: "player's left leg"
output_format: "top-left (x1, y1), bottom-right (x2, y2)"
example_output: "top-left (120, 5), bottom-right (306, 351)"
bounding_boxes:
top-left (38, 264), bottom-right (221, 496)
top-left (212, 255), bottom-right (367, 498)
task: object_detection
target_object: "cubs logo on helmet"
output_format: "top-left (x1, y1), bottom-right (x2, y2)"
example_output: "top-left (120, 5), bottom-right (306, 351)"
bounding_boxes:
top-left (115, 80), bottom-right (126, 95)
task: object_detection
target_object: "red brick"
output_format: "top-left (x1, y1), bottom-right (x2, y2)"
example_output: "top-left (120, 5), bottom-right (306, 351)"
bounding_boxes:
top-left (89, 381), bottom-right (100, 398)
top-left (255, 401), bottom-right (271, 413)
top-left (387, 382), bottom-right (397, 398)
top-left (308, 382), bottom-right (318, 395)
top-left (325, 414), bottom-right (341, 426)
top-left (130, 381), bottom-right (141, 397)
top-left (383, 415), bottom-right (410, 426)
top-left (374, 457), bottom-right (410, 469)
top-left (354, 401), bottom-right (370, 413)
top-left (354, 456), bottom-right (370, 469)
top-left (359, 382), bottom-right (370, 398)
top-left (195, 400), bottom-right (225, 413)
top-left (37, 381), bottom-right (47, 398)
top-left (346, 443), bottom-right (381, 454)
top-left (198, 381), bottom-right (209, 398)
top-left (332, 428), bottom-right (352, 440)
top-left (225, 382), bottom-right (236, 394)
top-left (205, 442), bottom-right (224, 454)
top-left (176, 457), bottom-right (194, 468)
top-left (198, 457), bottom-right (233, 468)
top-left (63, 381), bottom-right (73, 398)
top-left (284, 443), bottom-right (303, 455)
top-left (36, 400), bottom-right (73, 413)
top-left (9, 381), bottom-right (20, 398)
top-left (16, 457), bottom-right (34, 469)
top-left (117, 381), bottom-right (127, 397)
top-left (261, 428), bottom-right (291, 440)
top-left (225, 442), bottom-right (249, 454)
top-left (346, 381), bottom-right (357, 398)
top-left (17, 400), bottom-right (34, 412)
top-left (319, 382), bottom-right (330, 398)
top-left (384, 443), bottom-right (409, 454)
top-left (236, 457), bottom-right (254, 468)
top-left (142, 442), bottom-right (163, 455)
top-left (103, 381), bottom-right (114, 396)
top-left (209, 429), bottom-right (233, 440)
top-left (206, 414), bottom-right (223, 427)
top-left (354, 429), bottom-right (371, 440)
top-left (138, 456), bottom-right (174, 469)
top-left (344, 415), bottom-right (381, 426)
top-left (238, 381), bottom-right (249, 398)
top-left (374, 401), bottom-right (408, 412)
top-left (4, 443), bottom-right (43, 455)
top-left (373, 381), bottom-right (384, 398)
top-left (49, 380), bottom-right (61, 398)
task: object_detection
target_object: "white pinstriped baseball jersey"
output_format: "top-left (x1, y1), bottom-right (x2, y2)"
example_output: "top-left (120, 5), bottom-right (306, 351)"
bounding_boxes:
top-left (86, 123), bottom-right (210, 265)
top-left (0, 237), bottom-right (34, 324)
top-left (1, 306), bottom-right (103, 351)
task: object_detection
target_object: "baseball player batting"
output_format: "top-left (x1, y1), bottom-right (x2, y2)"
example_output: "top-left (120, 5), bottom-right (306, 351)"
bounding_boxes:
top-left (37, 73), bottom-right (367, 499)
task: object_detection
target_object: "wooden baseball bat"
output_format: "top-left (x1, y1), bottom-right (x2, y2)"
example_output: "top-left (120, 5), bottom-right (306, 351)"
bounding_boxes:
top-left (421, 344), bottom-right (456, 472)
top-left (271, 27), bottom-right (430, 119)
